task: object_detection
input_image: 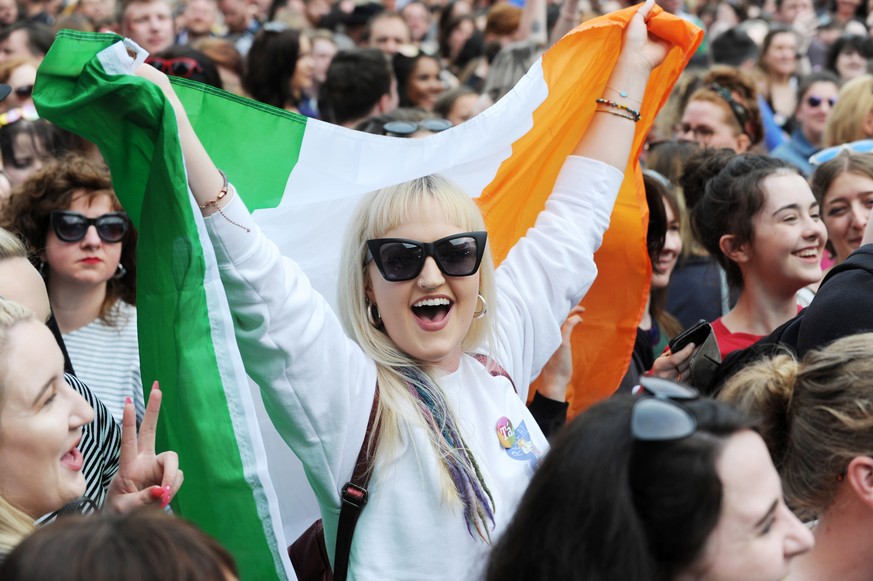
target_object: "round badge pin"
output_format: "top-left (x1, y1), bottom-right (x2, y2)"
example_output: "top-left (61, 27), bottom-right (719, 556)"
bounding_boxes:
top-left (496, 416), bottom-right (516, 449)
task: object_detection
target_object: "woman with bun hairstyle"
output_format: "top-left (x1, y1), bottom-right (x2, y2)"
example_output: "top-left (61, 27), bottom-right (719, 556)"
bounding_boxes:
top-left (651, 151), bottom-right (828, 378)
top-left (719, 333), bottom-right (873, 581)
top-left (676, 66), bottom-right (762, 153)
top-left (690, 153), bottom-right (827, 357)
top-left (487, 383), bottom-right (813, 581)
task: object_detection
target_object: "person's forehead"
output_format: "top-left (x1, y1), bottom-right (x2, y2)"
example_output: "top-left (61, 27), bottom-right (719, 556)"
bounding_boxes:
top-left (373, 17), bottom-right (408, 35)
top-left (126, 0), bottom-right (172, 16)
top-left (802, 81), bottom-right (838, 99)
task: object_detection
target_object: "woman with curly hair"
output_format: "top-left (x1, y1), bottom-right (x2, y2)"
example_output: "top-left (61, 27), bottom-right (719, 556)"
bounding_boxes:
top-left (0, 154), bottom-right (141, 424)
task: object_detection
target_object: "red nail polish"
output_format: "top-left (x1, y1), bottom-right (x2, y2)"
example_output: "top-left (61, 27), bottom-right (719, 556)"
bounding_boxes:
top-left (149, 486), bottom-right (164, 499)
top-left (161, 490), bottom-right (171, 509)
top-left (125, 396), bottom-right (132, 405)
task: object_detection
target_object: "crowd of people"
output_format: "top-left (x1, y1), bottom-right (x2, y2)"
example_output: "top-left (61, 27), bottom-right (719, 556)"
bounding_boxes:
top-left (0, 0), bottom-right (871, 577)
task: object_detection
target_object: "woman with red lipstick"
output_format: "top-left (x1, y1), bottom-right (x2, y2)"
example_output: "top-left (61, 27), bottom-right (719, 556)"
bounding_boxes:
top-left (655, 151), bottom-right (827, 369)
top-left (138, 2), bottom-right (669, 577)
top-left (0, 155), bottom-right (141, 425)
top-left (0, 297), bottom-right (183, 560)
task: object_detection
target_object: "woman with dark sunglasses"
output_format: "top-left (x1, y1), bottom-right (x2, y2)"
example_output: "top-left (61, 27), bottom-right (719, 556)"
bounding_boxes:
top-left (772, 71), bottom-right (840, 177)
top-left (0, 154), bottom-right (141, 426)
top-left (137, 3), bottom-right (669, 577)
top-left (488, 381), bottom-right (813, 580)
top-left (720, 333), bottom-right (873, 581)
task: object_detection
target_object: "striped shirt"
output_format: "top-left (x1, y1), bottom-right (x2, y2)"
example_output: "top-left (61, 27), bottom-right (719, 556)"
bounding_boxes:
top-left (39, 373), bottom-right (122, 523)
top-left (62, 301), bottom-right (144, 424)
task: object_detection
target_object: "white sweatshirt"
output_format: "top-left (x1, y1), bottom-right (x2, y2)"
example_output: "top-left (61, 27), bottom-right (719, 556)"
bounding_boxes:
top-left (205, 156), bottom-right (623, 580)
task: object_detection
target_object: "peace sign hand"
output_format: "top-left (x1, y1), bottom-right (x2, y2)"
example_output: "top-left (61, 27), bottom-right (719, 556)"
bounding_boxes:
top-left (106, 381), bottom-right (184, 513)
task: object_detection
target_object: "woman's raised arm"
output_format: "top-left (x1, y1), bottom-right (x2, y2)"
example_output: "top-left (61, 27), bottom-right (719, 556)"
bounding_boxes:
top-left (135, 64), bottom-right (228, 216)
top-left (573, 0), bottom-right (668, 170)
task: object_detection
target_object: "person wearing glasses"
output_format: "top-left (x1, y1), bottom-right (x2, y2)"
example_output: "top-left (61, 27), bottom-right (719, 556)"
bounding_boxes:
top-left (772, 72), bottom-right (840, 177)
top-left (0, 155), bottom-right (142, 425)
top-left (719, 333), bottom-right (873, 581)
top-left (487, 378), bottom-right (814, 580)
top-left (135, 1), bottom-right (669, 577)
top-left (0, 57), bottom-right (36, 115)
top-left (675, 66), bottom-right (762, 153)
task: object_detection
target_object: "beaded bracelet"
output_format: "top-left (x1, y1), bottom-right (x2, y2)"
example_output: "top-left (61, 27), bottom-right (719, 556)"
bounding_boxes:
top-left (595, 98), bottom-right (641, 122)
top-left (595, 108), bottom-right (638, 122)
top-left (199, 169), bottom-right (251, 232)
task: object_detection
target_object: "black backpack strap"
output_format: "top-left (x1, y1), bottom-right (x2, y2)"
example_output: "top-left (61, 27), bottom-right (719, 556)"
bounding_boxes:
top-left (333, 384), bottom-right (381, 581)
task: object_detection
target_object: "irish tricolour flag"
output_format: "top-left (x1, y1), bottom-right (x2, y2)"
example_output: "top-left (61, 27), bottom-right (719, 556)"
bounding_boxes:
top-left (35, 10), bottom-right (700, 580)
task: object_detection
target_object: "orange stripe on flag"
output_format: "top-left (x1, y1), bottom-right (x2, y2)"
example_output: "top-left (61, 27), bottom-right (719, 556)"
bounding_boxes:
top-left (477, 6), bottom-right (702, 417)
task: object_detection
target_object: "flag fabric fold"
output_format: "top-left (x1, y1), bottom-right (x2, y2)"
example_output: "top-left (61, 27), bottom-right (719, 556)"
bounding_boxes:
top-left (34, 9), bottom-right (700, 580)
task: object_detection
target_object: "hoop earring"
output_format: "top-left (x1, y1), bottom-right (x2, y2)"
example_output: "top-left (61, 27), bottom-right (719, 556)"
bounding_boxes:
top-left (367, 302), bottom-right (382, 328)
top-left (113, 264), bottom-right (127, 280)
top-left (473, 294), bottom-right (487, 319)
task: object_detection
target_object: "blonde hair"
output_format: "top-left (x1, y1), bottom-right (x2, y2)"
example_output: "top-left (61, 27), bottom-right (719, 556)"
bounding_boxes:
top-left (719, 334), bottom-right (873, 520)
top-left (824, 74), bottom-right (873, 147)
top-left (0, 227), bottom-right (27, 262)
top-left (337, 175), bottom-right (497, 525)
top-left (0, 297), bottom-right (39, 557)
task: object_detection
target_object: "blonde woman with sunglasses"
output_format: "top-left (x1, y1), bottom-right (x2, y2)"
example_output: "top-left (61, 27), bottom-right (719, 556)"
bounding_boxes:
top-left (136, 2), bottom-right (669, 578)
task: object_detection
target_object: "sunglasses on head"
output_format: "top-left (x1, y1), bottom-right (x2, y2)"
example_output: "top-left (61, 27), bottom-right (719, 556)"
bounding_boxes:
top-left (147, 57), bottom-right (203, 79)
top-left (383, 118), bottom-right (453, 137)
top-left (808, 139), bottom-right (873, 167)
top-left (50, 211), bottom-right (130, 243)
top-left (806, 95), bottom-right (836, 108)
top-left (366, 231), bottom-right (487, 282)
top-left (631, 376), bottom-right (700, 442)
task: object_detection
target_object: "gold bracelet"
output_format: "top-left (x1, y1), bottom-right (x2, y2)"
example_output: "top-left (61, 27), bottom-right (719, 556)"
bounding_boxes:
top-left (595, 98), bottom-right (641, 122)
top-left (199, 169), bottom-right (251, 233)
top-left (594, 107), bottom-right (638, 122)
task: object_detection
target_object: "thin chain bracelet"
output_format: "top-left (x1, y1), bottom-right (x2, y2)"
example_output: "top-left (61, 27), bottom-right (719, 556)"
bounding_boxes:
top-left (605, 86), bottom-right (642, 105)
top-left (199, 169), bottom-right (251, 233)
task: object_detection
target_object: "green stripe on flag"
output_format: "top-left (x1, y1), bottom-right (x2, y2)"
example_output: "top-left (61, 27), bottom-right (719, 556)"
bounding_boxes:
top-left (172, 79), bottom-right (305, 211)
top-left (36, 30), bottom-right (291, 580)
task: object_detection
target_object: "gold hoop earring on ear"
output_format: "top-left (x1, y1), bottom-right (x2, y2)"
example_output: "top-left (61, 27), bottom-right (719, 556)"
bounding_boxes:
top-left (473, 294), bottom-right (488, 319)
top-left (367, 302), bottom-right (383, 328)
